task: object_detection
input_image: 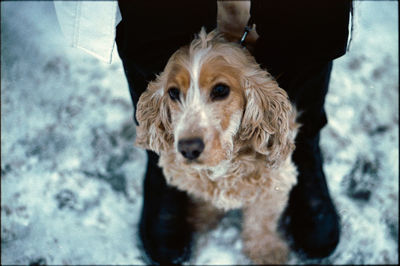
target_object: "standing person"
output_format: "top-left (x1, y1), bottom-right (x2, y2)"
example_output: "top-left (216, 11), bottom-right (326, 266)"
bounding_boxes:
top-left (56, 0), bottom-right (352, 264)
top-left (116, 1), bottom-right (351, 263)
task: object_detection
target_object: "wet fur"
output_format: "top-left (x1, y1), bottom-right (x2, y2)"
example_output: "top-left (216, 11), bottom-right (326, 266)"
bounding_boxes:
top-left (135, 29), bottom-right (298, 264)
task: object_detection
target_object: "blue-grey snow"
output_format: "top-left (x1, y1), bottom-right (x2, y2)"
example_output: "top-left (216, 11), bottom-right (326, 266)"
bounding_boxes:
top-left (1, 1), bottom-right (398, 265)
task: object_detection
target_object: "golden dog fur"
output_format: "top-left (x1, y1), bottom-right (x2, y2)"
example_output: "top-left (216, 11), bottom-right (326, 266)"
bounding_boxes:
top-left (135, 28), bottom-right (298, 264)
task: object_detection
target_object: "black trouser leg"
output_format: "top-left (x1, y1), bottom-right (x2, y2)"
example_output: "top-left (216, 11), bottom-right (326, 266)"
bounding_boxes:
top-left (270, 61), bottom-right (340, 258)
top-left (116, 0), bottom-right (217, 118)
top-left (261, 58), bottom-right (340, 258)
top-left (115, 1), bottom-right (217, 264)
top-left (250, 0), bottom-right (343, 257)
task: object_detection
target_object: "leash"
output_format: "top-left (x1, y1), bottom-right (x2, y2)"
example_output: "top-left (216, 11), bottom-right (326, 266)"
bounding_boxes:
top-left (239, 16), bottom-right (255, 47)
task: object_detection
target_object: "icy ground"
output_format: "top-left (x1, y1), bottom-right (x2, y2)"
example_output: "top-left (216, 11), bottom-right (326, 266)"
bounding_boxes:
top-left (1, 1), bottom-right (398, 265)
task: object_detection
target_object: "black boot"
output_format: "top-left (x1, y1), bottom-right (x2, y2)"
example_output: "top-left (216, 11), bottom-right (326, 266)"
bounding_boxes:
top-left (139, 151), bottom-right (193, 264)
top-left (283, 134), bottom-right (340, 258)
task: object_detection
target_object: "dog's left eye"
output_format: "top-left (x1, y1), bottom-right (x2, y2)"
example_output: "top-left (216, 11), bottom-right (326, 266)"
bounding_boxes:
top-left (210, 83), bottom-right (230, 101)
top-left (168, 87), bottom-right (180, 102)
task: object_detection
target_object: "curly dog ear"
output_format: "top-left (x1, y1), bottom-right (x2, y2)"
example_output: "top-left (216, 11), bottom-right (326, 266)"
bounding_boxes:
top-left (239, 70), bottom-right (296, 167)
top-left (135, 77), bottom-right (173, 154)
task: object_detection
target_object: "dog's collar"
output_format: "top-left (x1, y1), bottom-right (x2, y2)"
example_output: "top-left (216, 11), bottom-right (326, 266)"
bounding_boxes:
top-left (239, 16), bottom-right (255, 47)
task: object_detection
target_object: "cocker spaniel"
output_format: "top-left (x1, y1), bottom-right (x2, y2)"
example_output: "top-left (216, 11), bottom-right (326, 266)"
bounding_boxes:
top-left (135, 28), bottom-right (298, 264)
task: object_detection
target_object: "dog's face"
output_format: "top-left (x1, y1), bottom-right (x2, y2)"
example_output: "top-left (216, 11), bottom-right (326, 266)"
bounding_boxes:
top-left (162, 49), bottom-right (245, 168)
top-left (136, 29), bottom-right (295, 172)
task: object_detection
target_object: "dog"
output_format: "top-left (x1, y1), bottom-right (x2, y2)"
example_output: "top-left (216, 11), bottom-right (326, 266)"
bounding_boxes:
top-left (134, 27), bottom-right (298, 264)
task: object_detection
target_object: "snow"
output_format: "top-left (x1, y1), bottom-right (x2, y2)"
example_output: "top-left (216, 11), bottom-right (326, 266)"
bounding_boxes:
top-left (1, 1), bottom-right (398, 265)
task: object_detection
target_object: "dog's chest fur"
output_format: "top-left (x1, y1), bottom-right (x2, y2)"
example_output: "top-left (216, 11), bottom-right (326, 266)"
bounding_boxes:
top-left (159, 151), bottom-right (297, 210)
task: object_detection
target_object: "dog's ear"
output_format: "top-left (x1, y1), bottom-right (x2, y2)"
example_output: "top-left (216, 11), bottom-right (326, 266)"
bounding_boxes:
top-left (135, 78), bottom-right (173, 154)
top-left (239, 70), bottom-right (296, 167)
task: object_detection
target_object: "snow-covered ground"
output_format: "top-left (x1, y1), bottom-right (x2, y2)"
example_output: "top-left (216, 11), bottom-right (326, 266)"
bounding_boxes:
top-left (1, 1), bottom-right (398, 265)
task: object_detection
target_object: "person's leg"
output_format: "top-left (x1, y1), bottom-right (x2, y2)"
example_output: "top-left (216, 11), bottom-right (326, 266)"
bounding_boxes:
top-left (272, 61), bottom-right (341, 258)
top-left (116, 0), bottom-right (217, 111)
top-left (115, 1), bottom-right (217, 264)
top-left (250, 0), bottom-right (349, 258)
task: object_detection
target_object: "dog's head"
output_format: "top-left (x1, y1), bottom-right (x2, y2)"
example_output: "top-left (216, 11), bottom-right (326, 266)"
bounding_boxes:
top-left (135, 29), bottom-right (296, 170)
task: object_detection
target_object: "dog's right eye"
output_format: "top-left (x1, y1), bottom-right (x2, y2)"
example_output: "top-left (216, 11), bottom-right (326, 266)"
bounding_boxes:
top-left (210, 83), bottom-right (230, 101)
top-left (168, 87), bottom-right (180, 102)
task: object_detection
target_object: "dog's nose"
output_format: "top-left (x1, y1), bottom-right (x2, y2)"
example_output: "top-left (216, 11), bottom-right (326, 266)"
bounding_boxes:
top-left (178, 138), bottom-right (205, 160)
